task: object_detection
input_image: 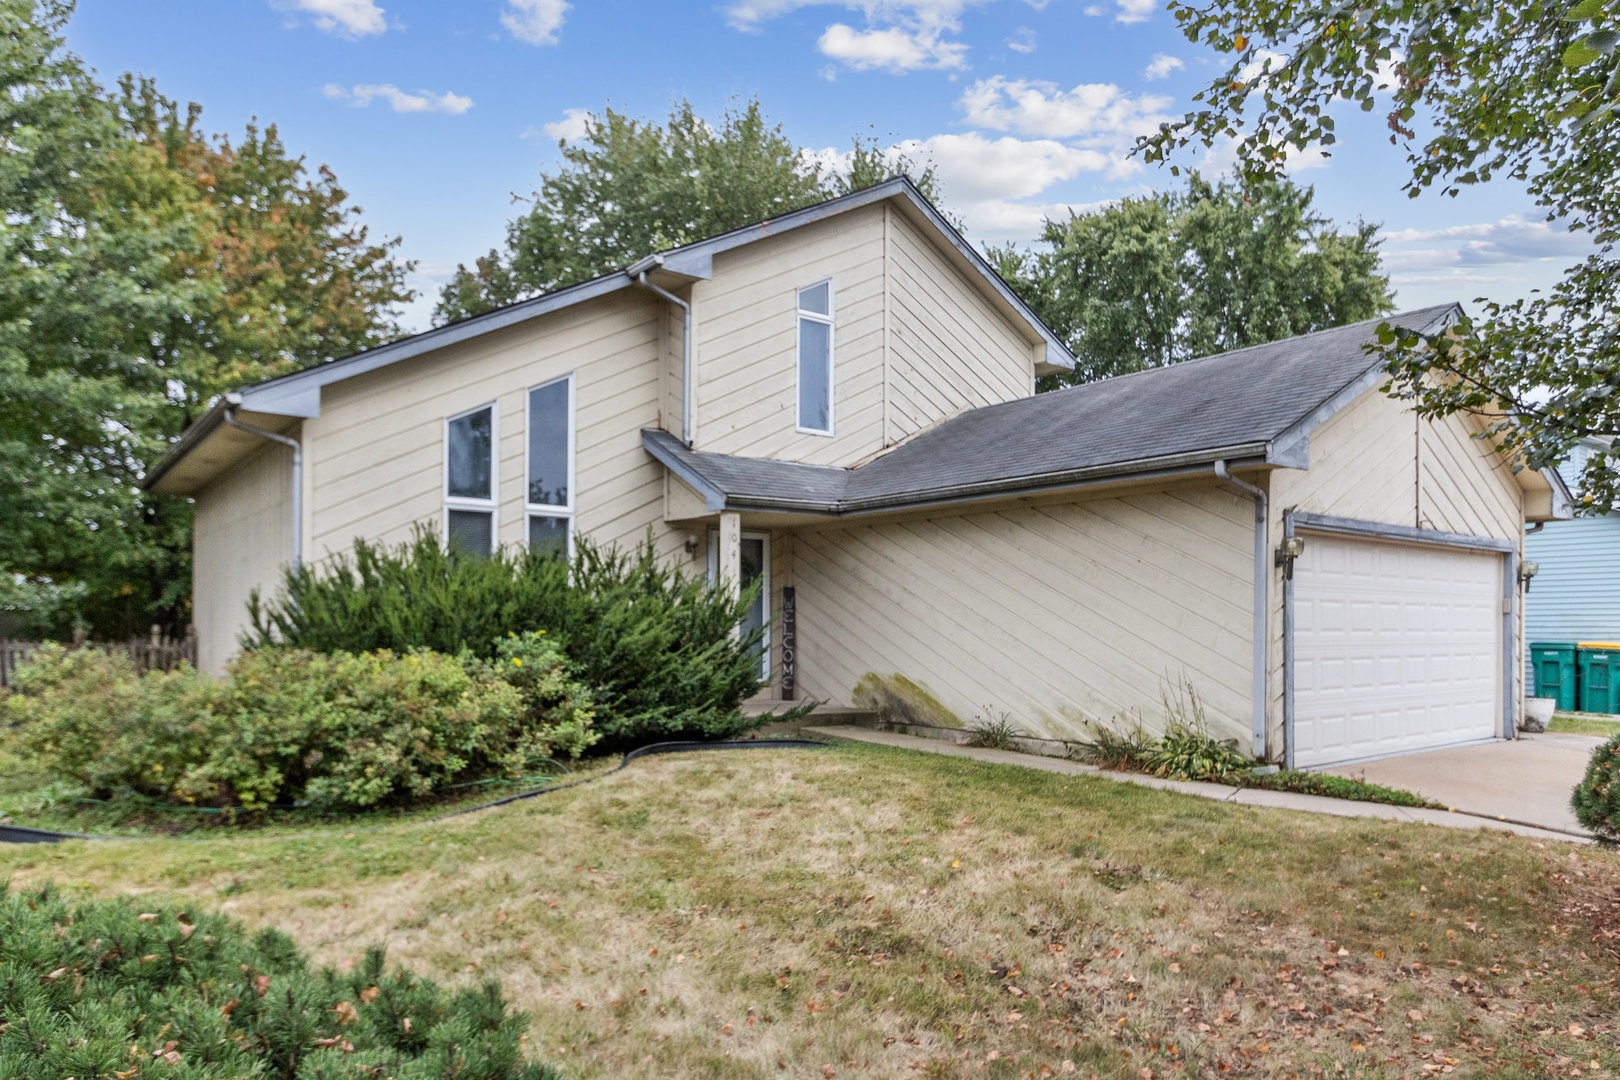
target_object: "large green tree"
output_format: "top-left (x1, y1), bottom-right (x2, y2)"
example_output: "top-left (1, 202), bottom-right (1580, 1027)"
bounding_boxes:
top-left (434, 100), bottom-right (940, 325)
top-left (1141, 0), bottom-right (1620, 506)
top-left (0, 0), bottom-right (412, 639)
top-left (991, 173), bottom-right (1393, 386)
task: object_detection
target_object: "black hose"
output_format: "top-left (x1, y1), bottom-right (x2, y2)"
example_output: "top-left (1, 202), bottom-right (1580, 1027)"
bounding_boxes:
top-left (0, 738), bottom-right (828, 844)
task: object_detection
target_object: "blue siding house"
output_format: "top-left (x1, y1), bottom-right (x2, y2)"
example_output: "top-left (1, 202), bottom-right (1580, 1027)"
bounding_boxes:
top-left (1526, 438), bottom-right (1620, 658)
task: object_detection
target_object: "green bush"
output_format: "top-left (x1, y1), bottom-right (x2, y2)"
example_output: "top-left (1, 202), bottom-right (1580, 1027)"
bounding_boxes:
top-left (246, 528), bottom-right (774, 744)
top-left (0, 883), bottom-right (556, 1079)
top-left (4, 637), bottom-right (596, 811)
top-left (1572, 734), bottom-right (1620, 844)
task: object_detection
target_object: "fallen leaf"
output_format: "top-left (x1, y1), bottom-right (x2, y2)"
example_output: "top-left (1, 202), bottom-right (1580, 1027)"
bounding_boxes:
top-left (334, 1001), bottom-right (359, 1026)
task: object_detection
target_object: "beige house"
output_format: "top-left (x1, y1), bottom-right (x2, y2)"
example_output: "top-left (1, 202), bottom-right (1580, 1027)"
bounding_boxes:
top-left (146, 178), bottom-right (1572, 769)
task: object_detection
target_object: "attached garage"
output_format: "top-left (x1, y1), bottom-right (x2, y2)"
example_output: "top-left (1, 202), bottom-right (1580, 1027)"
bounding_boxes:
top-left (1288, 517), bottom-right (1513, 767)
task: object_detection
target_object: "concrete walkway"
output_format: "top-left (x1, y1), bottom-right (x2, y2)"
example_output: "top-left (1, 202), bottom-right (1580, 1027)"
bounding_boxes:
top-left (1323, 732), bottom-right (1601, 836)
top-left (805, 726), bottom-right (1589, 844)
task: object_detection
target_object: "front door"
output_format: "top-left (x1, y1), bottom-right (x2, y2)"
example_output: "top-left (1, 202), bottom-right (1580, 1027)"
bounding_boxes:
top-left (709, 530), bottom-right (771, 681)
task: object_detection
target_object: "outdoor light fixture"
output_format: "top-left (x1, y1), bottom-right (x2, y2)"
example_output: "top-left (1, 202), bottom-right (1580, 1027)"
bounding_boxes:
top-left (683, 532), bottom-right (701, 557)
top-left (1274, 535), bottom-right (1306, 579)
top-left (1519, 559), bottom-right (1540, 591)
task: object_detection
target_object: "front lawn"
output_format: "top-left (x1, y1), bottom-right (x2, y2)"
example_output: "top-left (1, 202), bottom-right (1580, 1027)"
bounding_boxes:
top-left (3, 742), bottom-right (1617, 1078)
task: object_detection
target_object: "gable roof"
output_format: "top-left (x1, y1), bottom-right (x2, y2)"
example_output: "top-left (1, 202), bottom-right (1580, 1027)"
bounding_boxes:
top-left (184, 176), bottom-right (1071, 426)
top-left (647, 305), bottom-right (1570, 517)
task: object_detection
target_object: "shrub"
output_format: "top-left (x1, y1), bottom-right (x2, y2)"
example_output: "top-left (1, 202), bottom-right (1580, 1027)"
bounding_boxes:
top-left (4, 639), bottom-right (597, 811)
top-left (1572, 734), bottom-right (1620, 844)
top-left (0, 883), bottom-right (556, 1079)
top-left (1, 644), bottom-right (220, 800)
top-left (246, 527), bottom-right (772, 744)
top-left (1142, 680), bottom-right (1251, 780)
top-left (1069, 719), bottom-right (1155, 770)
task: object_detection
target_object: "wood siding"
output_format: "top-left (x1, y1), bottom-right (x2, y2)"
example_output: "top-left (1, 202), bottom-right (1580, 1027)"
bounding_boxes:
top-left (778, 484), bottom-right (1255, 743)
top-left (192, 439), bottom-right (295, 672)
top-left (1265, 388), bottom-right (1527, 753)
top-left (302, 290), bottom-right (692, 572)
top-left (885, 208), bottom-right (1035, 444)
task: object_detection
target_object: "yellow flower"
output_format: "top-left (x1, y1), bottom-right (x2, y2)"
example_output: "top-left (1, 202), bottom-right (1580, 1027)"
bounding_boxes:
top-left (513, 658), bottom-right (523, 666)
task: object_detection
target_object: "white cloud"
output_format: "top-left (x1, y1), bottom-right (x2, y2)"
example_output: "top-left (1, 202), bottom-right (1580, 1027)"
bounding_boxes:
top-left (818, 23), bottom-right (967, 71)
top-left (814, 131), bottom-right (1118, 240)
top-left (958, 76), bottom-right (1171, 144)
top-left (276, 0), bottom-right (386, 37)
top-left (1082, 4), bottom-right (1105, 14)
top-left (323, 83), bottom-right (474, 115)
top-left (724, 0), bottom-right (983, 72)
top-left (501, 0), bottom-right (570, 45)
top-left (1005, 26), bottom-right (1036, 53)
top-left (1113, 0), bottom-right (1157, 23)
top-left (1142, 53), bottom-right (1183, 80)
top-left (539, 107), bottom-right (593, 141)
top-left (1383, 216), bottom-right (1598, 268)
top-left (1237, 48), bottom-right (1289, 84)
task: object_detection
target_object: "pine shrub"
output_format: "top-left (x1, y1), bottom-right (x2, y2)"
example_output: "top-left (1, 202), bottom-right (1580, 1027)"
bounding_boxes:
top-left (1572, 734), bottom-right (1620, 844)
top-left (0, 883), bottom-right (556, 1079)
top-left (246, 528), bottom-right (772, 744)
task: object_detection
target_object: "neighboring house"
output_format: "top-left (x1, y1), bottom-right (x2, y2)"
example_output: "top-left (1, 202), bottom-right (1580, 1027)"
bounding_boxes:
top-left (145, 177), bottom-right (1572, 769)
top-left (1525, 437), bottom-right (1620, 652)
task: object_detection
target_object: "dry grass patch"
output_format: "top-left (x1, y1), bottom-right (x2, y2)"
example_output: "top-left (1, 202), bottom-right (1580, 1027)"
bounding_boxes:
top-left (2, 741), bottom-right (1618, 1079)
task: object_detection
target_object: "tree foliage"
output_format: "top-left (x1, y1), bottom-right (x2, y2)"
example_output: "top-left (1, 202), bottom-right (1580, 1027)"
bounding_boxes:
top-left (0, 0), bottom-right (411, 638)
top-left (1141, 0), bottom-right (1620, 506)
top-left (990, 173), bottom-right (1393, 385)
top-left (434, 99), bottom-right (941, 324)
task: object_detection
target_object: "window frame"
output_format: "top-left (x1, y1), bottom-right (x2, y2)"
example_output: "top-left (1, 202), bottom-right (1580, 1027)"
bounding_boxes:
top-left (708, 528), bottom-right (772, 682)
top-left (795, 278), bottom-right (835, 437)
top-left (443, 400), bottom-right (499, 555)
top-left (525, 372), bottom-right (576, 560)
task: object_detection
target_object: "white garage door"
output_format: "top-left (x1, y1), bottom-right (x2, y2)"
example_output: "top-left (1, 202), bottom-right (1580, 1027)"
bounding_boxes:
top-left (1293, 532), bottom-right (1502, 768)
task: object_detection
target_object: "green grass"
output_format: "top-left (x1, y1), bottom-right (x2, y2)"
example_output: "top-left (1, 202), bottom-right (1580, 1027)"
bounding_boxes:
top-left (2, 741), bottom-right (1617, 1079)
top-left (1550, 711), bottom-right (1620, 737)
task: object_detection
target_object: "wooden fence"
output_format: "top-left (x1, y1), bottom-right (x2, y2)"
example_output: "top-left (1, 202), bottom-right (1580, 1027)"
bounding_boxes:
top-left (0, 627), bottom-right (197, 689)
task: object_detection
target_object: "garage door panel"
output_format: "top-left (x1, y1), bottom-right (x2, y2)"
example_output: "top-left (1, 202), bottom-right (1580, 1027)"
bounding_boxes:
top-left (1294, 533), bottom-right (1502, 767)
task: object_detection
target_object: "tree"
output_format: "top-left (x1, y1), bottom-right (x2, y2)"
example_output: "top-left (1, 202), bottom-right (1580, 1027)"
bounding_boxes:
top-left (434, 99), bottom-right (941, 325)
top-left (0, 0), bottom-right (412, 639)
top-left (990, 173), bottom-right (1393, 386)
top-left (1140, 0), bottom-right (1620, 506)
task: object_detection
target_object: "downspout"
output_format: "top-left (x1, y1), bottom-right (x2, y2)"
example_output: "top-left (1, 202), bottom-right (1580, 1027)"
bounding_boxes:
top-left (632, 265), bottom-right (693, 446)
top-left (222, 396), bottom-right (302, 569)
top-left (1214, 460), bottom-right (1267, 760)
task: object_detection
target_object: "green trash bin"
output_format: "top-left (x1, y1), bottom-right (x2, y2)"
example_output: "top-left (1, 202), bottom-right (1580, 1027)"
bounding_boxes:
top-left (1532, 642), bottom-right (1579, 711)
top-left (1576, 643), bottom-right (1620, 715)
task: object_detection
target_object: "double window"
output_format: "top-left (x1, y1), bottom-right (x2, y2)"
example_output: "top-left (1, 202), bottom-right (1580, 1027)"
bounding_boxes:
top-left (797, 280), bottom-right (833, 435)
top-left (442, 373), bottom-right (575, 558)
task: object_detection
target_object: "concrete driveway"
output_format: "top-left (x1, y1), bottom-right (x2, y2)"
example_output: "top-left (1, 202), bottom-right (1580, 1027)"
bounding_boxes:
top-left (1323, 732), bottom-right (1603, 836)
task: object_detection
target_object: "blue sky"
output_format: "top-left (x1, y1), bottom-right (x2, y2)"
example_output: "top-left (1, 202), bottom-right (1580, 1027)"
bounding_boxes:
top-left (65, 0), bottom-right (1595, 332)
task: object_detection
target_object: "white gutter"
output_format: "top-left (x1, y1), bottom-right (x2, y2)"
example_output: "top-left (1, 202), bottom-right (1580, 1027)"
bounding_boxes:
top-left (222, 397), bottom-right (302, 569)
top-left (1214, 460), bottom-right (1267, 760)
top-left (630, 258), bottom-right (694, 446)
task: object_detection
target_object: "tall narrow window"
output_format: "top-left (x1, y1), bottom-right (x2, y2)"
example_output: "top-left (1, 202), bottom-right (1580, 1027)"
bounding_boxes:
top-left (526, 374), bottom-right (574, 558)
top-left (445, 403), bottom-right (496, 556)
top-left (797, 280), bottom-right (833, 434)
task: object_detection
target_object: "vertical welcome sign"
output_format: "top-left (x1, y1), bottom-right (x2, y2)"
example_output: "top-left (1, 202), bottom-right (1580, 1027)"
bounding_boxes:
top-left (781, 586), bottom-right (796, 699)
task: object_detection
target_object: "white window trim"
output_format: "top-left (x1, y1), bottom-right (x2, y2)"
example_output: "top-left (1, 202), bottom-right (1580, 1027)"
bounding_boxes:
top-left (795, 278), bottom-right (835, 437)
top-left (525, 372), bottom-right (576, 559)
top-left (443, 400), bottom-right (498, 554)
top-left (708, 528), bottom-right (772, 681)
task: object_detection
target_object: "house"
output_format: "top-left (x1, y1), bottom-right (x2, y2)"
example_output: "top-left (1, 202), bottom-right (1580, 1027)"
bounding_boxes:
top-left (1525, 436), bottom-right (1620, 653)
top-left (144, 177), bottom-right (1573, 769)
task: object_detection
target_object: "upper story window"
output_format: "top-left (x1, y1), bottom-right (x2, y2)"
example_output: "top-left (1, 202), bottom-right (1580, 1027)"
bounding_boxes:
top-left (445, 402), bottom-right (496, 556)
top-left (526, 374), bottom-right (574, 559)
top-left (797, 280), bottom-right (833, 435)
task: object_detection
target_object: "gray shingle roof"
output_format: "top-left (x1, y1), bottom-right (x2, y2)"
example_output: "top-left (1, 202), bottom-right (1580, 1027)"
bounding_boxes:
top-left (643, 305), bottom-right (1461, 514)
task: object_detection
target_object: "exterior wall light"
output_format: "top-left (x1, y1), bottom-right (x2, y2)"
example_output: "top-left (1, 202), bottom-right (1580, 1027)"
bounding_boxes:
top-left (1274, 535), bottom-right (1306, 579)
top-left (1518, 559), bottom-right (1539, 590)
